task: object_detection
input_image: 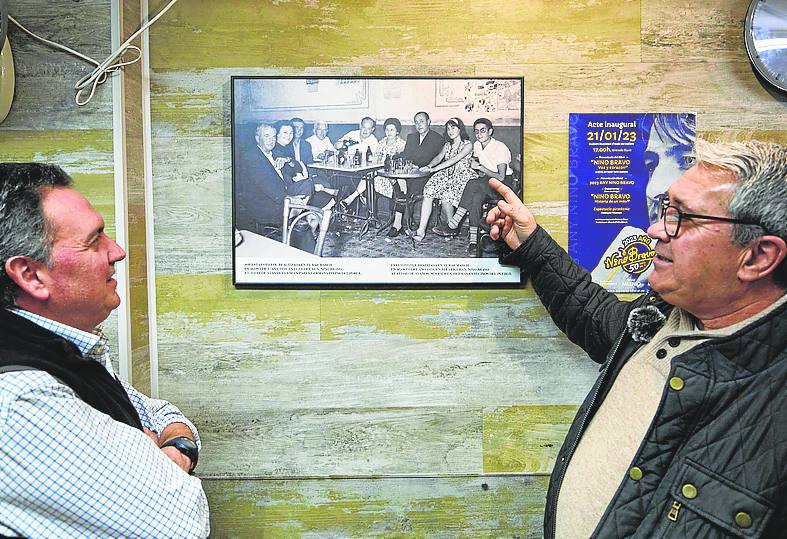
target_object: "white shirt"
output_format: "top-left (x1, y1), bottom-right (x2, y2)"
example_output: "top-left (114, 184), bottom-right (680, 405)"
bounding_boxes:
top-left (0, 309), bottom-right (209, 539)
top-left (337, 129), bottom-right (379, 157)
top-left (306, 134), bottom-right (335, 162)
top-left (473, 137), bottom-right (512, 176)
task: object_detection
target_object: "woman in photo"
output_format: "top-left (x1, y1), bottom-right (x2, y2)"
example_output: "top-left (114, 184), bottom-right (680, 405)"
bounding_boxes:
top-left (412, 117), bottom-right (477, 242)
top-left (372, 117), bottom-right (408, 236)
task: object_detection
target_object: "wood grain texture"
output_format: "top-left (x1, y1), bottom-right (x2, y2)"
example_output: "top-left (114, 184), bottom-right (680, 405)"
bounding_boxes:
top-left (150, 135), bottom-right (232, 273)
top-left (483, 405), bottom-right (577, 474)
top-left (204, 475), bottom-right (548, 538)
top-left (2, 0), bottom-right (113, 130)
top-left (149, 0), bottom-right (640, 70)
top-left (157, 273), bottom-right (597, 476)
top-left (641, 0), bottom-right (748, 63)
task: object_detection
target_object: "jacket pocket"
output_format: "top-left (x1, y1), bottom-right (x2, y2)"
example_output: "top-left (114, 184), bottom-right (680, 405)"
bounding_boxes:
top-left (661, 458), bottom-right (774, 538)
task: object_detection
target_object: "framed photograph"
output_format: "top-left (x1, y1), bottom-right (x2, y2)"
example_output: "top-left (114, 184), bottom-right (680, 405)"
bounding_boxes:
top-left (232, 76), bottom-right (524, 288)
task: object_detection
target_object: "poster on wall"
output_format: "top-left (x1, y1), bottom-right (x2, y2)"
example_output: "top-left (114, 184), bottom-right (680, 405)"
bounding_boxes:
top-left (231, 76), bottom-right (524, 288)
top-left (568, 112), bottom-right (696, 293)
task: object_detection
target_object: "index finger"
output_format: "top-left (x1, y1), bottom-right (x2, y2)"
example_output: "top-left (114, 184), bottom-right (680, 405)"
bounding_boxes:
top-left (488, 178), bottom-right (520, 205)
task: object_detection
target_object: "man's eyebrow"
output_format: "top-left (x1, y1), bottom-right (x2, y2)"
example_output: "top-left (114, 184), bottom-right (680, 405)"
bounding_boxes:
top-left (667, 194), bottom-right (699, 214)
top-left (86, 224), bottom-right (105, 241)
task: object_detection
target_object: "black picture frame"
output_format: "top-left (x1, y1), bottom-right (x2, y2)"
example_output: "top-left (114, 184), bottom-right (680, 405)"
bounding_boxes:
top-left (231, 75), bottom-right (524, 288)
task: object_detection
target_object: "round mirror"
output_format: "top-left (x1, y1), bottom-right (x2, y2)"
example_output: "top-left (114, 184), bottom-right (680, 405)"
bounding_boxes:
top-left (745, 0), bottom-right (787, 95)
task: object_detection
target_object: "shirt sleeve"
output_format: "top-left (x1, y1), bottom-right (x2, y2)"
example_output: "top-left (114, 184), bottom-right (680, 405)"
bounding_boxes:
top-left (120, 378), bottom-right (201, 449)
top-left (0, 371), bottom-right (210, 539)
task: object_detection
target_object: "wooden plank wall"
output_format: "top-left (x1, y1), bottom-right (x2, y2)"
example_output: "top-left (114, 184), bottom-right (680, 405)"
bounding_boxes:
top-left (0, 0), bottom-right (122, 370)
top-left (146, 1), bottom-right (785, 536)
top-left (1, 0), bottom-right (785, 537)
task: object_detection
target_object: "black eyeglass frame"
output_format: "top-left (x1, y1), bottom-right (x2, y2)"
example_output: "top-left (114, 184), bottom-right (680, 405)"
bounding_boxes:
top-left (659, 199), bottom-right (763, 239)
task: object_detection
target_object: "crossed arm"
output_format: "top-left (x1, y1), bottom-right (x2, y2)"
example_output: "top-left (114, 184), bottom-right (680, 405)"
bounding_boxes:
top-left (0, 372), bottom-right (209, 538)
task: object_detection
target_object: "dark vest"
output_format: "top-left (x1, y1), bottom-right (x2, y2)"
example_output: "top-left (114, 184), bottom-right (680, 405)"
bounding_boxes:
top-left (0, 309), bottom-right (142, 430)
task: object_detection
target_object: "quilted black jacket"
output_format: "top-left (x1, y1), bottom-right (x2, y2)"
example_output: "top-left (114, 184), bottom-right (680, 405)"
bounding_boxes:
top-left (502, 227), bottom-right (787, 539)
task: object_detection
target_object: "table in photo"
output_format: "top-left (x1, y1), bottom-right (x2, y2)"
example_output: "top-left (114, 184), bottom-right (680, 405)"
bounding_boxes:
top-left (308, 162), bottom-right (384, 236)
top-left (234, 229), bottom-right (319, 259)
top-left (375, 168), bottom-right (432, 244)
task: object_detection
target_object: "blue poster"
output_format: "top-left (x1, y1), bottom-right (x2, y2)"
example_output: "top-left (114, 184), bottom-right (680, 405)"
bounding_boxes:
top-left (568, 113), bottom-right (696, 293)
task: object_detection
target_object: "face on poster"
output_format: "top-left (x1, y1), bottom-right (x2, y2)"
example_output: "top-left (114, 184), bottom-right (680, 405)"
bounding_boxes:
top-left (568, 113), bottom-right (697, 293)
top-left (231, 76), bottom-right (524, 288)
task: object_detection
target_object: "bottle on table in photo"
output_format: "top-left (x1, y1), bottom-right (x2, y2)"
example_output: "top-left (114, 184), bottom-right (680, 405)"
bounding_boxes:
top-left (354, 148), bottom-right (362, 166)
top-left (337, 149), bottom-right (346, 166)
top-left (365, 146), bottom-right (373, 165)
top-left (384, 154), bottom-right (392, 172)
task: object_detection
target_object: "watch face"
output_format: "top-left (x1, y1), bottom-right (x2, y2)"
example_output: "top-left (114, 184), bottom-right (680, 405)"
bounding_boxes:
top-left (745, 0), bottom-right (787, 93)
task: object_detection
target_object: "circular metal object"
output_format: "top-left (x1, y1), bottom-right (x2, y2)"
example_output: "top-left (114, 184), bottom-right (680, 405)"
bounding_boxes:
top-left (681, 483), bottom-right (698, 499)
top-left (745, 0), bottom-right (787, 94)
top-left (735, 511), bottom-right (753, 528)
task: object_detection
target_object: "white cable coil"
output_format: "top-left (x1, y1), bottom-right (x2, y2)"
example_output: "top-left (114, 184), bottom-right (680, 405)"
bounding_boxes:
top-left (6, 0), bottom-right (178, 106)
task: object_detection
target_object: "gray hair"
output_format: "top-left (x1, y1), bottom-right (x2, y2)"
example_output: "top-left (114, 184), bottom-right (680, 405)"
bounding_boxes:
top-left (0, 163), bottom-right (73, 308)
top-left (694, 139), bottom-right (787, 285)
top-left (255, 122), bottom-right (276, 137)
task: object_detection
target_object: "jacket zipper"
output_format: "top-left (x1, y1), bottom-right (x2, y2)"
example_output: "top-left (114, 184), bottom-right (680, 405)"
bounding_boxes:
top-left (667, 501), bottom-right (681, 522)
top-left (550, 330), bottom-right (627, 538)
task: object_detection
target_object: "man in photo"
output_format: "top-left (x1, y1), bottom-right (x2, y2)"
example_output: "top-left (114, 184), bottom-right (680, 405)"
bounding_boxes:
top-left (289, 117), bottom-right (313, 165)
top-left (335, 116), bottom-right (379, 157)
top-left (235, 122), bottom-right (300, 233)
top-left (306, 120), bottom-right (334, 162)
top-left (399, 111), bottom-right (444, 167)
top-left (435, 117), bottom-right (514, 255)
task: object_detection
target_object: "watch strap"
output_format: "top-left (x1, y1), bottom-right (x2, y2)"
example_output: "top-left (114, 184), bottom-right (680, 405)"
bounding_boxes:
top-left (160, 436), bottom-right (198, 473)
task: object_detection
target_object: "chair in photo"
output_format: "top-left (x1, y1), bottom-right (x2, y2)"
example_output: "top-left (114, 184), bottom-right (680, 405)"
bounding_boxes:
top-left (282, 196), bottom-right (333, 256)
top-left (476, 167), bottom-right (522, 257)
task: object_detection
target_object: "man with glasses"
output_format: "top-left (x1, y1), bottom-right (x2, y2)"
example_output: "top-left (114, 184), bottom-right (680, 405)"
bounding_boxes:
top-left (434, 118), bottom-right (514, 255)
top-left (486, 139), bottom-right (787, 538)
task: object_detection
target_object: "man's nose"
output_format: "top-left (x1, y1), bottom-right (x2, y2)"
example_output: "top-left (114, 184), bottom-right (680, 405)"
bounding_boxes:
top-left (110, 240), bottom-right (127, 263)
top-left (646, 218), bottom-right (667, 242)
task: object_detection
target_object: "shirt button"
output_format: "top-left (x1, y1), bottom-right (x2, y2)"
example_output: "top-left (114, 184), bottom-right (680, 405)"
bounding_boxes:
top-left (629, 467), bottom-right (643, 481)
top-left (681, 483), bottom-right (698, 499)
top-left (668, 337), bottom-right (680, 347)
top-left (735, 511), bottom-right (753, 528)
top-left (649, 296), bottom-right (657, 303)
top-left (656, 348), bottom-right (667, 359)
top-left (669, 377), bottom-right (685, 391)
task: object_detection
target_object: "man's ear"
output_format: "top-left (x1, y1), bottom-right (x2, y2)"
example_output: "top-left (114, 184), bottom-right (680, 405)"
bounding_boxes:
top-left (4, 256), bottom-right (50, 301)
top-left (738, 235), bottom-right (787, 282)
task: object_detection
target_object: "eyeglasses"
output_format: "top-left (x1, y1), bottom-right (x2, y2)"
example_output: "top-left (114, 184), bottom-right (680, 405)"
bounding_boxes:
top-left (659, 199), bottom-right (762, 238)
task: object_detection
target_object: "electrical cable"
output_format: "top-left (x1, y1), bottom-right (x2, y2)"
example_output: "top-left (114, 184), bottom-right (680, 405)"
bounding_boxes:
top-left (6, 0), bottom-right (178, 106)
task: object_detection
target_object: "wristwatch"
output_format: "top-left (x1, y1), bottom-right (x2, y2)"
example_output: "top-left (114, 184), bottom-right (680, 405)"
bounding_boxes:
top-left (161, 436), bottom-right (199, 473)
